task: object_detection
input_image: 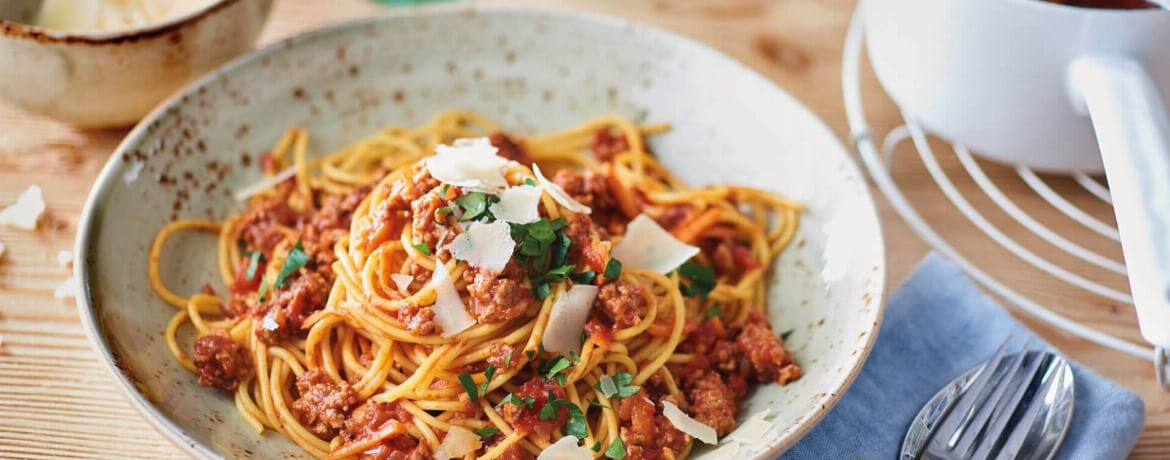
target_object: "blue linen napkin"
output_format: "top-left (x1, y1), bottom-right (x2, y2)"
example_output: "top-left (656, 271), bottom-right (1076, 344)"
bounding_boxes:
top-left (780, 253), bottom-right (1145, 460)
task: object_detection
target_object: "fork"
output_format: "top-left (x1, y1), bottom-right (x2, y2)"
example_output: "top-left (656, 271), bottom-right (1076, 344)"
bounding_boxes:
top-left (916, 338), bottom-right (1072, 459)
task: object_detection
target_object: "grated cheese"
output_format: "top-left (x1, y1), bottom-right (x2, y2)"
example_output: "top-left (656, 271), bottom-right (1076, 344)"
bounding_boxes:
top-left (610, 214), bottom-right (699, 274)
top-left (390, 273), bottom-right (414, 293)
top-left (0, 185), bottom-right (46, 230)
top-left (57, 250), bottom-right (73, 268)
top-left (489, 185), bottom-right (542, 224)
top-left (532, 164), bottom-right (591, 214)
top-left (54, 276), bottom-right (77, 300)
top-left (429, 261), bottom-right (476, 337)
top-left (541, 285), bottom-right (599, 354)
top-left (426, 138), bottom-right (510, 193)
top-left (445, 221), bottom-right (516, 272)
top-left (663, 401), bottom-right (717, 444)
top-left (435, 425), bottom-right (481, 460)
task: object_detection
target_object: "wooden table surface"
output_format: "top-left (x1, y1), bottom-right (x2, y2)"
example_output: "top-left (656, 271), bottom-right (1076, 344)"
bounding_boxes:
top-left (1, 0), bottom-right (1166, 458)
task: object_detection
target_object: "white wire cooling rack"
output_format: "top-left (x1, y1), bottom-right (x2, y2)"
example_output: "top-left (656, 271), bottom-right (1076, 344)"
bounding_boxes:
top-left (840, 8), bottom-right (1170, 385)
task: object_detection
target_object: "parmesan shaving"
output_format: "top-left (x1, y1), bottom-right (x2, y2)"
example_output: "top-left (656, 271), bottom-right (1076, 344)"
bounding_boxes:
top-left (704, 441), bottom-right (741, 458)
top-left (663, 401), bottom-right (717, 444)
top-left (489, 185), bottom-right (542, 224)
top-left (429, 261), bottom-right (476, 337)
top-left (532, 164), bottom-right (591, 214)
top-left (541, 285), bottom-right (599, 354)
top-left (390, 273), bottom-right (414, 293)
top-left (426, 138), bottom-right (510, 193)
top-left (0, 185), bottom-right (46, 230)
top-left (535, 436), bottom-right (592, 460)
top-left (727, 414), bottom-right (773, 443)
top-left (610, 214), bottom-right (700, 274)
top-left (54, 276), bottom-right (77, 300)
top-left (57, 250), bottom-right (73, 268)
top-left (233, 166), bottom-right (297, 202)
top-left (445, 221), bottom-right (515, 272)
top-left (435, 426), bottom-right (481, 460)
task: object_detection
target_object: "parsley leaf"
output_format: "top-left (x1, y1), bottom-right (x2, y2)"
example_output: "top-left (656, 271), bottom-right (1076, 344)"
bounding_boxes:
top-left (503, 351), bottom-right (513, 369)
top-left (474, 426), bottom-right (500, 439)
top-left (435, 206), bottom-right (454, 220)
top-left (498, 392), bottom-right (535, 409)
top-left (604, 259), bottom-right (622, 279)
top-left (412, 243), bottom-right (432, 256)
top-left (570, 270), bottom-right (596, 285)
top-left (479, 364), bottom-right (497, 395)
top-left (550, 232), bottom-right (571, 269)
top-left (564, 404), bottom-right (587, 439)
top-left (274, 239), bottom-right (309, 288)
top-left (257, 277), bottom-right (270, 302)
top-left (455, 192), bottom-right (497, 221)
top-left (539, 398), bottom-right (559, 420)
top-left (532, 282), bottom-right (551, 301)
top-left (595, 373), bottom-right (639, 399)
top-left (589, 400), bottom-right (609, 409)
top-left (677, 261), bottom-right (716, 299)
top-left (525, 350), bottom-right (536, 361)
top-left (781, 328), bottom-right (795, 341)
top-left (592, 441), bottom-right (603, 452)
top-left (705, 305), bottom-right (721, 319)
top-left (605, 437), bottom-right (627, 459)
top-left (541, 356), bottom-right (572, 382)
top-left (524, 178), bottom-right (537, 186)
top-left (458, 373), bottom-right (478, 402)
top-left (439, 184), bottom-right (450, 201)
top-left (245, 251), bottom-right (263, 280)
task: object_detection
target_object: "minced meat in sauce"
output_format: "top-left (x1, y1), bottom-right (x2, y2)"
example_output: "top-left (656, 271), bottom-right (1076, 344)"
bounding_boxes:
top-left (192, 331), bottom-right (251, 391)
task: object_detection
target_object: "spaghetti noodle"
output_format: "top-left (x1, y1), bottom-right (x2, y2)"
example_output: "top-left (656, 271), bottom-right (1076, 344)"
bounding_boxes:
top-left (153, 110), bottom-right (803, 460)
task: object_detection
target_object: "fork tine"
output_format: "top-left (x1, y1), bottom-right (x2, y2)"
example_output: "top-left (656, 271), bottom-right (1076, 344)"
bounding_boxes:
top-left (950, 346), bottom-right (1034, 457)
top-left (968, 347), bottom-right (1047, 459)
top-left (925, 337), bottom-right (1014, 455)
top-left (996, 356), bottom-right (1066, 459)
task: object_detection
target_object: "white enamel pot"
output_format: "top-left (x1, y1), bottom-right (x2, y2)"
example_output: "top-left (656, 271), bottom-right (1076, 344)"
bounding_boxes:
top-left (863, 0), bottom-right (1170, 351)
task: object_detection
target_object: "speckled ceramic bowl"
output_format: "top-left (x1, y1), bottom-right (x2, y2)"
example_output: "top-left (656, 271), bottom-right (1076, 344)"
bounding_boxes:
top-left (0, 0), bottom-right (273, 127)
top-left (75, 5), bottom-right (886, 459)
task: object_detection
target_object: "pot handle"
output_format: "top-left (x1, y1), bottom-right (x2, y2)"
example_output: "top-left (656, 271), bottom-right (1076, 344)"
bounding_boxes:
top-left (1069, 56), bottom-right (1170, 356)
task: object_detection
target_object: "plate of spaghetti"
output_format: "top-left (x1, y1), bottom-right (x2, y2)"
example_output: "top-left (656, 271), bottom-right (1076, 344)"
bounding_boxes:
top-left (76, 6), bottom-right (885, 460)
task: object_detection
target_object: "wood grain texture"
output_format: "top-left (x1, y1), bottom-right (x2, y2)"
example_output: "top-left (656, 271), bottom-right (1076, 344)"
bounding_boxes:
top-left (0, 0), bottom-right (1165, 458)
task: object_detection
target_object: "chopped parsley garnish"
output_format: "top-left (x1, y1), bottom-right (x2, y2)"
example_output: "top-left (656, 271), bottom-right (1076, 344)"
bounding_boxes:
top-left (245, 251), bottom-right (263, 280)
top-left (503, 351), bottom-right (513, 369)
top-left (705, 305), bottom-right (721, 319)
top-left (454, 192), bottom-right (497, 221)
top-left (474, 426), bottom-right (500, 439)
top-left (458, 373), bottom-right (478, 402)
top-left (569, 270), bottom-right (596, 285)
top-left (540, 355), bottom-right (572, 385)
top-left (525, 350), bottom-right (536, 361)
top-left (257, 277), bottom-right (270, 302)
top-left (479, 364), bottom-right (497, 395)
top-left (509, 218), bottom-right (573, 298)
top-left (274, 238), bottom-right (309, 288)
top-left (412, 243), bottom-right (432, 256)
top-left (633, 108), bottom-right (649, 124)
top-left (439, 184), bottom-right (450, 201)
top-left (781, 328), bottom-right (795, 341)
top-left (677, 261), bottom-right (716, 299)
top-left (569, 350), bottom-right (580, 364)
top-left (605, 437), bottom-right (627, 459)
top-left (435, 206), bottom-right (454, 220)
top-left (595, 373), bottom-right (639, 399)
top-left (603, 259), bottom-right (622, 279)
top-left (592, 441), bottom-right (603, 452)
top-left (498, 392), bottom-right (535, 409)
top-left (524, 178), bottom-right (537, 186)
top-left (589, 400), bottom-right (609, 410)
top-left (540, 392), bottom-right (588, 439)
top-left (580, 330), bottom-right (589, 345)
